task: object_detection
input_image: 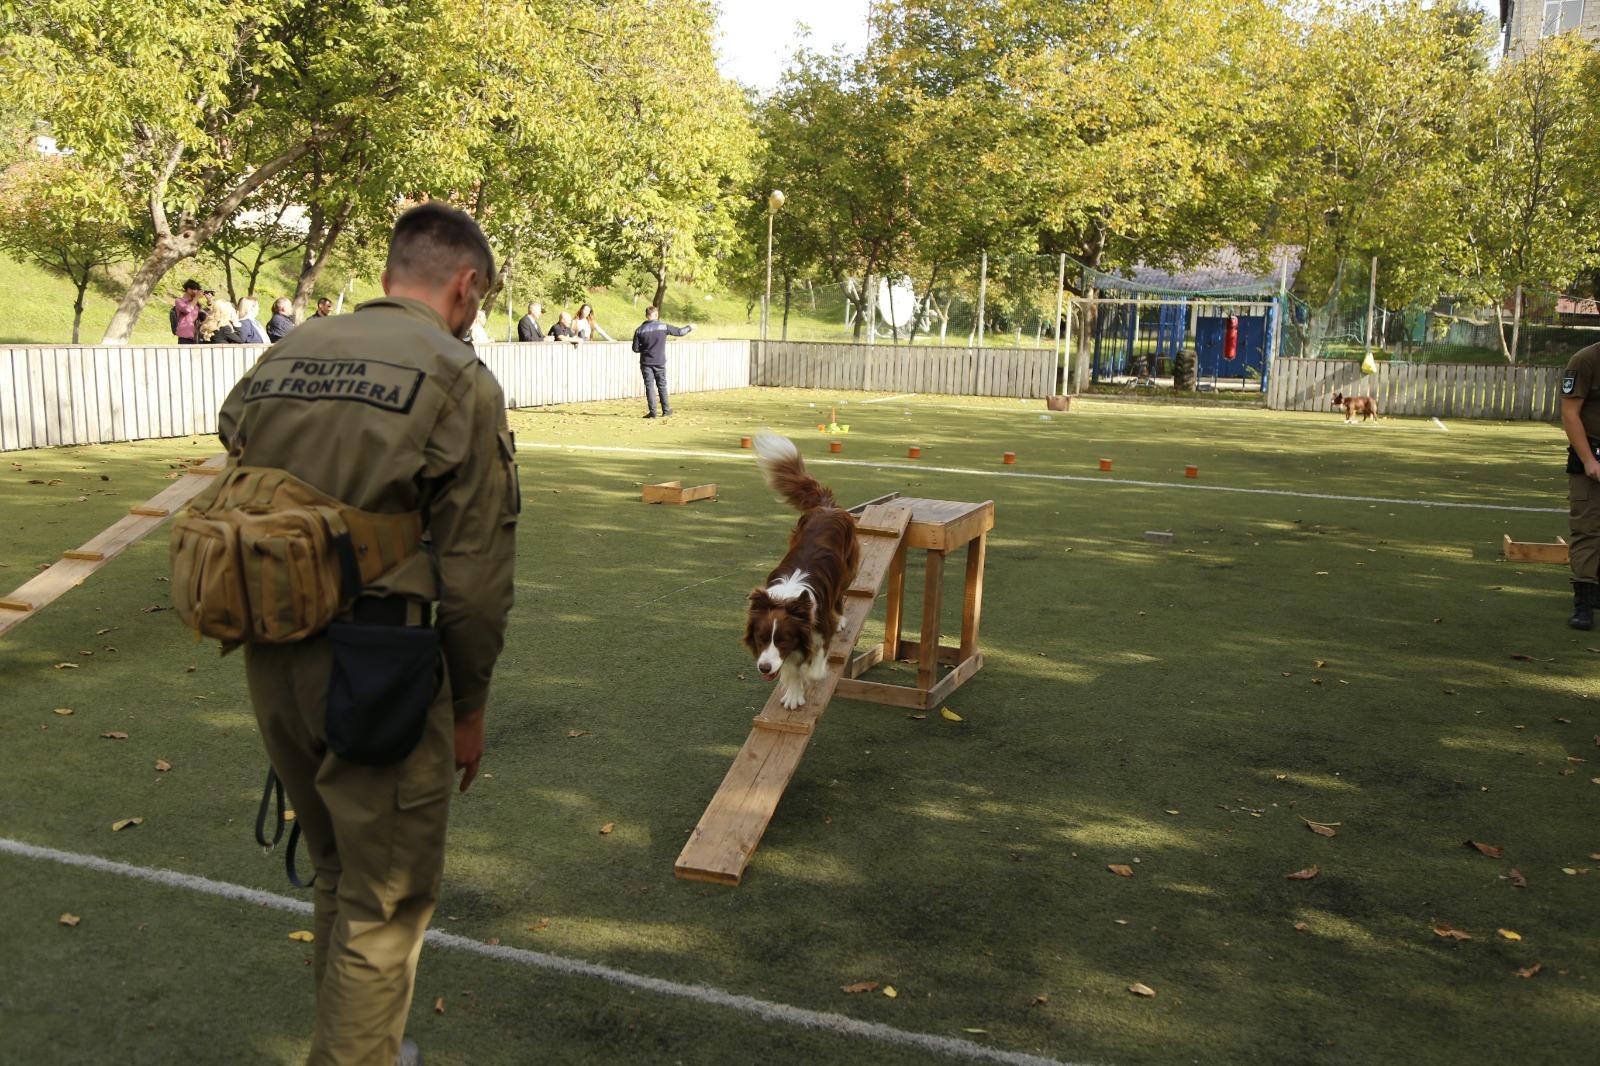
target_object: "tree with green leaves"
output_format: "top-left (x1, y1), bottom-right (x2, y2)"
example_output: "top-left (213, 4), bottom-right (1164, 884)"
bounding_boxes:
top-left (0, 156), bottom-right (134, 342)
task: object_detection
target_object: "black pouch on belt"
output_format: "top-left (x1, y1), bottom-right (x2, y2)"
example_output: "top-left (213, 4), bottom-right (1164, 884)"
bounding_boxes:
top-left (325, 621), bottom-right (441, 766)
top-left (1567, 442), bottom-right (1600, 475)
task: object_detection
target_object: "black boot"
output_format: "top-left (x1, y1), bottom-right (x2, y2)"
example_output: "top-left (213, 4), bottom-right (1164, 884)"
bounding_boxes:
top-left (1569, 581), bottom-right (1595, 630)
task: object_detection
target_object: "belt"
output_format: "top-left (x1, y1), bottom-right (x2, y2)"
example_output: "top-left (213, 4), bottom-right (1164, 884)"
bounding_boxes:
top-left (348, 596), bottom-right (432, 627)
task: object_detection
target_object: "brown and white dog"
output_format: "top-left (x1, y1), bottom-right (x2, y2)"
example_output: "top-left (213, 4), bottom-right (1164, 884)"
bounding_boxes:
top-left (1332, 392), bottom-right (1380, 423)
top-left (744, 433), bottom-right (861, 709)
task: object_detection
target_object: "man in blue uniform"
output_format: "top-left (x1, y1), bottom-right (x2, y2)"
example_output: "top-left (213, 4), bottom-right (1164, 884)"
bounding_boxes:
top-left (630, 304), bottom-right (693, 418)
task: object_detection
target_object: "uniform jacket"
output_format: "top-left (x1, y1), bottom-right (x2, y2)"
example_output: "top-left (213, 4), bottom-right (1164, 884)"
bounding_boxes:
top-left (266, 312), bottom-right (296, 343)
top-left (218, 296), bottom-right (519, 717)
top-left (517, 314), bottom-right (544, 342)
top-left (631, 319), bottom-right (692, 367)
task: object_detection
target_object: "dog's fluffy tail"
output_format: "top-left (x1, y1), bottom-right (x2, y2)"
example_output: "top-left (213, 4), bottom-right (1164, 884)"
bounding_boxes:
top-left (753, 433), bottom-right (836, 512)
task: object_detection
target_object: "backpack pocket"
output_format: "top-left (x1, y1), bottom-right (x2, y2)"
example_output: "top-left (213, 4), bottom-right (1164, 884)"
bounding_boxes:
top-left (237, 511), bottom-right (344, 643)
top-left (170, 514), bottom-right (250, 642)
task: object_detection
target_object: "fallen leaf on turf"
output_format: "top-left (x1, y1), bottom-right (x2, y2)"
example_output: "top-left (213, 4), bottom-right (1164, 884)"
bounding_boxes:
top-left (1033, 994), bottom-right (1050, 1006)
top-left (1497, 928), bottom-right (1522, 941)
top-left (1562, 867), bottom-right (1578, 875)
top-left (1555, 717), bottom-right (1572, 724)
top-left (1509, 868), bottom-right (1527, 888)
top-left (1432, 923), bottom-right (1471, 940)
top-left (962, 1028), bottom-right (990, 1035)
top-left (95, 628), bottom-right (115, 636)
top-left (1590, 853), bottom-right (1600, 861)
top-left (940, 707), bottom-right (963, 722)
top-left (565, 729), bottom-right (590, 738)
top-left (908, 713), bottom-right (927, 720)
top-left (487, 937), bottom-right (499, 946)
top-left (599, 822), bottom-right (615, 835)
top-left (841, 981), bottom-right (879, 994)
top-left (1465, 840), bottom-right (1504, 858)
top-left (59, 913), bottom-right (81, 927)
top-left (110, 817), bottom-right (142, 831)
top-left (1128, 983), bottom-right (1156, 998)
top-left (1293, 921), bottom-right (1309, 932)
top-left (100, 731), bottom-right (128, 740)
top-left (1302, 818), bottom-right (1339, 838)
top-left (53, 662), bottom-right (79, 670)
top-left (528, 918), bottom-right (550, 933)
top-left (883, 986), bottom-right (898, 998)
top-left (1286, 866), bottom-right (1319, 880)
top-left (1108, 864), bottom-right (1134, 877)
top-left (1517, 963), bottom-right (1543, 979)
top-left (1273, 773), bottom-right (1288, 781)
top-left (1314, 660), bottom-right (1327, 668)
top-left (433, 996), bottom-right (445, 1014)
top-left (1164, 809), bottom-right (1180, 815)
top-left (154, 759), bottom-right (171, 772)
top-left (52, 708), bottom-right (73, 717)
top-left (287, 930), bottom-right (315, 942)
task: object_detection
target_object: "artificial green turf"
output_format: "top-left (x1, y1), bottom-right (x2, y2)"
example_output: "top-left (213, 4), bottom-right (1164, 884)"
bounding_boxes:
top-left (2, 391), bottom-right (1597, 1065)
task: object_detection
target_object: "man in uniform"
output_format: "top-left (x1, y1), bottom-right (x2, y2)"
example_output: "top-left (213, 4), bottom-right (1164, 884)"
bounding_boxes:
top-left (1560, 340), bottom-right (1600, 628)
top-left (630, 304), bottom-right (693, 418)
top-left (216, 202), bottom-right (518, 1064)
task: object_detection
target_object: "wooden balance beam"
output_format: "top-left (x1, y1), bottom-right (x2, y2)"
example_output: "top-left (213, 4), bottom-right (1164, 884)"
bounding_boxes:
top-left (674, 501), bottom-right (915, 886)
top-left (0, 455), bottom-right (226, 639)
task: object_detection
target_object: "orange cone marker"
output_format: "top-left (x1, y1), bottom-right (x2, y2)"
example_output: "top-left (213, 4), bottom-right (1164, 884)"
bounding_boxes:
top-left (830, 440), bottom-right (843, 453)
top-left (1185, 465), bottom-right (1198, 479)
top-left (1099, 459), bottom-right (1113, 472)
top-left (908, 446), bottom-right (921, 459)
top-left (1003, 452), bottom-right (1017, 465)
top-left (740, 436), bottom-right (753, 449)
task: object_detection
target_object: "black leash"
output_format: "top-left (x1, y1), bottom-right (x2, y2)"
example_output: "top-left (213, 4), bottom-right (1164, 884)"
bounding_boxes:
top-left (255, 768), bottom-right (316, 890)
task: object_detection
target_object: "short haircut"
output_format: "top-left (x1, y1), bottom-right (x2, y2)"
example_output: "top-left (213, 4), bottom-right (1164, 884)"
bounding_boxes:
top-left (272, 297), bottom-right (291, 314)
top-left (528, 301), bottom-right (541, 314)
top-left (646, 305), bottom-right (659, 317)
top-left (386, 202), bottom-right (496, 292)
top-left (183, 279), bottom-right (200, 291)
top-left (316, 297), bottom-right (332, 306)
top-left (239, 297), bottom-right (258, 315)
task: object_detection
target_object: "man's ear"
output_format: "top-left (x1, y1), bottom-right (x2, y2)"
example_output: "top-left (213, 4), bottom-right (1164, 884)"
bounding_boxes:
top-left (379, 268), bottom-right (391, 295)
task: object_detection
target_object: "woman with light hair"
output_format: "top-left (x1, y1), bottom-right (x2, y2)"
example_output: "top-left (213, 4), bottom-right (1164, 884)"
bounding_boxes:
top-left (237, 297), bottom-right (268, 344)
top-left (201, 299), bottom-right (244, 343)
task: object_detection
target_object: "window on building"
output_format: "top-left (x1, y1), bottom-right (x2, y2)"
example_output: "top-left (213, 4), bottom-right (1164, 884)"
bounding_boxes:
top-left (1542, 0), bottom-right (1585, 36)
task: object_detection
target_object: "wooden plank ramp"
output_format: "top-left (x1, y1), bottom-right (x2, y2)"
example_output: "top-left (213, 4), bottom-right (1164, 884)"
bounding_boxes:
top-left (0, 454), bottom-right (225, 639)
top-left (674, 503), bottom-right (914, 886)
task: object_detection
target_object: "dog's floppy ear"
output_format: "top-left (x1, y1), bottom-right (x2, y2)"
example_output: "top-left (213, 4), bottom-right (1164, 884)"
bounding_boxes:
top-left (748, 587), bottom-right (772, 610)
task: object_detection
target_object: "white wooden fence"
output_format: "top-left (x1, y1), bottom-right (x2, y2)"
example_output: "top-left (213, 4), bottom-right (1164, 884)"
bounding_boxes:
top-left (752, 341), bottom-right (1058, 398)
top-left (0, 339), bottom-right (751, 452)
top-left (1266, 357), bottom-right (1564, 421)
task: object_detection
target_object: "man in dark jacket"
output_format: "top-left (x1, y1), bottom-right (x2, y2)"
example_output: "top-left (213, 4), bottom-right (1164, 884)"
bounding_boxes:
top-left (266, 298), bottom-right (296, 343)
top-left (516, 302), bottom-right (545, 342)
top-left (630, 305), bottom-right (693, 418)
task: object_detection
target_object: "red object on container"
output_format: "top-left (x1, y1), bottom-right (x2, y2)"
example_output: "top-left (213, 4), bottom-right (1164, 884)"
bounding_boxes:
top-left (829, 440), bottom-right (843, 453)
top-left (1099, 458), bottom-right (1113, 472)
top-left (908, 446), bottom-right (921, 459)
top-left (740, 436), bottom-right (753, 449)
top-left (1185, 465), bottom-right (1198, 479)
top-left (1224, 316), bottom-right (1239, 361)
top-left (1003, 452), bottom-right (1017, 465)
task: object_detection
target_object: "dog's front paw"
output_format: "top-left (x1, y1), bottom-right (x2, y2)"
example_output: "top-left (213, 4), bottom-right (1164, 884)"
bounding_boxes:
top-left (780, 683), bottom-right (806, 710)
top-left (835, 613), bottom-right (848, 632)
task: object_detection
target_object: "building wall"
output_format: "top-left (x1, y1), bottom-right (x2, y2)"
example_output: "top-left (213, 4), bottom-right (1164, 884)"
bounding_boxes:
top-left (1505, 0), bottom-right (1600, 59)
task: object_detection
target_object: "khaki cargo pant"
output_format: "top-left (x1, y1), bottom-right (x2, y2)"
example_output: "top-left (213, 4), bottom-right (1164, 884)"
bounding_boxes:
top-left (245, 637), bottom-right (455, 1066)
top-left (1570, 474), bottom-right (1600, 585)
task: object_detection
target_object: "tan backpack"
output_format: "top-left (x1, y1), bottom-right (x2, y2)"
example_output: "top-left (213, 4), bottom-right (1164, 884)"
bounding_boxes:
top-left (170, 466), bottom-right (423, 644)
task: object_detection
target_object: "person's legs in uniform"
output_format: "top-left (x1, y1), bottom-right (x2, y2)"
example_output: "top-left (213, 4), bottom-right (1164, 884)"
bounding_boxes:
top-left (655, 365), bottom-right (672, 416)
top-left (247, 637), bottom-right (455, 1066)
top-left (642, 365), bottom-right (660, 418)
top-left (1568, 474), bottom-right (1600, 629)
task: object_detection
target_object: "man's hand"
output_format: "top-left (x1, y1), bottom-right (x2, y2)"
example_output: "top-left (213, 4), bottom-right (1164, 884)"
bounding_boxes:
top-left (683, 324), bottom-right (695, 333)
top-left (1585, 458), bottom-right (1600, 482)
top-left (454, 707), bottom-right (486, 792)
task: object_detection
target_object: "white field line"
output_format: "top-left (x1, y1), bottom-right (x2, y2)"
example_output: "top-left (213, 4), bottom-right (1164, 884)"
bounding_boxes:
top-left (1432, 418), bottom-right (1449, 432)
top-left (858, 393), bottom-right (918, 404)
top-left (517, 442), bottom-right (1563, 515)
top-left (0, 837), bottom-right (1087, 1066)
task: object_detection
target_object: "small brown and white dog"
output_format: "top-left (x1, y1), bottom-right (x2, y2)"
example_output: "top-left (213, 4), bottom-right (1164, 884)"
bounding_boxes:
top-left (1332, 392), bottom-right (1380, 423)
top-left (744, 433), bottom-right (861, 709)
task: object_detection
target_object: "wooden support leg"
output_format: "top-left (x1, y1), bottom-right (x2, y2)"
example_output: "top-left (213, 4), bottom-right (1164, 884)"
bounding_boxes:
top-left (961, 532), bottom-right (987, 661)
top-left (918, 550), bottom-right (945, 692)
top-left (882, 540), bottom-right (907, 662)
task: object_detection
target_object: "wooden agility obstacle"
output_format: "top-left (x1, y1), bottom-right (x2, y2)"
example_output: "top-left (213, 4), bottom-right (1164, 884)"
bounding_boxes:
top-left (675, 494), bottom-right (993, 886)
top-left (641, 480), bottom-right (717, 505)
top-left (0, 455), bottom-right (226, 639)
top-left (1502, 534), bottom-right (1569, 565)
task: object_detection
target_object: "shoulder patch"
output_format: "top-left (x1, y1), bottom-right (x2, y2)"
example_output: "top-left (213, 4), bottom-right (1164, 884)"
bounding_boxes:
top-left (1563, 371), bottom-right (1577, 396)
top-left (242, 357), bottom-right (425, 413)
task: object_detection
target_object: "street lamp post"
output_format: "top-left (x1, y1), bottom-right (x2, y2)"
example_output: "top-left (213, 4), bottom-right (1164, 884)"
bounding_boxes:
top-left (762, 190), bottom-right (785, 357)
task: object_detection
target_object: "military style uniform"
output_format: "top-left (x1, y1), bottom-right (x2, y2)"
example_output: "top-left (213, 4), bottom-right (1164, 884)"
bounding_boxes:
top-left (1562, 342), bottom-right (1600, 624)
top-left (217, 297), bottom-right (518, 1065)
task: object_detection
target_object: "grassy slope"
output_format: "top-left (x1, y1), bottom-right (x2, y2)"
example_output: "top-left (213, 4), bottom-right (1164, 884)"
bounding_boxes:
top-left (1, 394), bottom-right (1596, 1065)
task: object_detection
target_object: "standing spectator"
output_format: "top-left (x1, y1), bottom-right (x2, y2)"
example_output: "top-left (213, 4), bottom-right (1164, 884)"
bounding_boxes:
top-left (237, 297), bottom-right (268, 344)
top-left (314, 297), bottom-right (334, 318)
top-left (547, 311), bottom-right (578, 343)
top-left (469, 309), bottom-right (492, 344)
top-left (1561, 340), bottom-right (1600, 628)
top-left (631, 304), bottom-right (692, 418)
top-left (171, 279), bottom-right (203, 344)
top-left (517, 301), bottom-right (545, 342)
top-left (267, 298), bottom-right (296, 343)
top-left (571, 302), bottom-right (613, 342)
top-left (201, 299), bottom-right (243, 343)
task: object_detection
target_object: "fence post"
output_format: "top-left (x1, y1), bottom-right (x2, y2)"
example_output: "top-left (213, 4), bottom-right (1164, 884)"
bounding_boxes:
top-left (976, 251), bottom-right (987, 349)
top-left (1053, 254), bottom-right (1066, 394)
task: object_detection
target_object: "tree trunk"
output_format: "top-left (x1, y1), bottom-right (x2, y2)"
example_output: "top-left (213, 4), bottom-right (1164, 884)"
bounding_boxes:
top-left (102, 236), bottom-right (201, 345)
top-left (651, 239), bottom-right (669, 309)
top-left (71, 269), bottom-right (90, 345)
